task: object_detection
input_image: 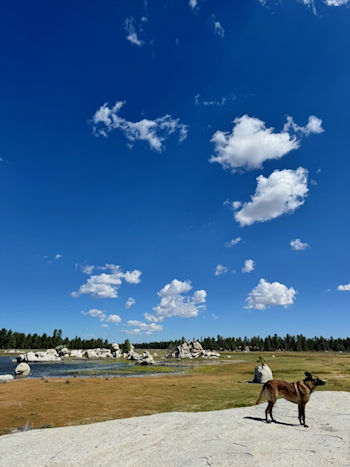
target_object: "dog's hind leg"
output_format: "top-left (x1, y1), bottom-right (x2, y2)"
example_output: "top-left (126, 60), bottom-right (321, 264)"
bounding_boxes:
top-left (265, 401), bottom-right (275, 423)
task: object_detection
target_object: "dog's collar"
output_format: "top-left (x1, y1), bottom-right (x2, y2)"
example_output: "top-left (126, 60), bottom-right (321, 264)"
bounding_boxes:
top-left (303, 380), bottom-right (313, 393)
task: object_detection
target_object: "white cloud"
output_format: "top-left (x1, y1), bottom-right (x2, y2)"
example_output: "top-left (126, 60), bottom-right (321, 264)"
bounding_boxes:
top-left (125, 297), bottom-right (136, 309)
top-left (290, 238), bottom-right (309, 250)
top-left (213, 18), bottom-right (225, 38)
top-left (81, 264), bottom-right (95, 275)
top-left (124, 17), bottom-right (144, 46)
top-left (225, 237), bottom-right (241, 247)
top-left (324, 0), bottom-right (349, 5)
top-left (284, 115), bottom-right (324, 135)
top-left (105, 314), bottom-right (122, 323)
top-left (81, 308), bottom-right (122, 325)
top-left (210, 115), bottom-right (299, 171)
top-left (91, 101), bottom-right (188, 152)
top-left (72, 264), bottom-right (141, 299)
top-left (215, 264), bottom-right (228, 276)
top-left (211, 313), bottom-right (219, 320)
top-left (145, 279), bottom-right (207, 323)
top-left (100, 324), bottom-right (109, 328)
top-left (232, 201), bottom-right (242, 210)
top-left (242, 259), bottom-right (255, 273)
top-left (235, 167), bottom-right (308, 226)
top-left (246, 279), bottom-right (297, 310)
top-left (125, 320), bottom-right (163, 335)
top-left (210, 114), bottom-right (323, 171)
top-left (82, 308), bottom-right (105, 319)
top-left (337, 283), bottom-right (350, 291)
top-left (55, 254), bottom-right (62, 260)
top-left (189, 0), bottom-right (198, 8)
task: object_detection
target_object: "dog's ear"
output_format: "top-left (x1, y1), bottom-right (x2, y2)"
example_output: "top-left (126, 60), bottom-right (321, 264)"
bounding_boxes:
top-left (304, 371), bottom-right (312, 378)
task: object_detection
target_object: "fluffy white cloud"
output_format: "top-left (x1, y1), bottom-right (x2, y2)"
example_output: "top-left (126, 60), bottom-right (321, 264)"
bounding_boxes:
top-left (225, 237), bottom-right (241, 247)
top-left (246, 279), bottom-right (297, 310)
top-left (284, 115), bottom-right (324, 135)
top-left (215, 264), bottom-right (228, 276)
top-left (242, 259), bottom-right (255, 273)
top-left (210, 115), bottom-right (299, 171)
top-left (125, 297), bottom-right (136, 309)
top-left (72, 264), bottom-right (141, 299)
top-left (55, 254), bottom-right (62, 260)
top-left (189, 0), bottom-right (198, 8)
top-left (235, 167), bottom-right (308, 226)
top-left (290, 238), bottom-right (309, 250)
top-left (210, 115), bottom-right (323, 171)
top-left (125, 320), bottom-right (163, 335)
top-left (91, 101), bottom-right (188, 152)
top-left (145, 279), bottom-right (207, 323)
top-left (81, 308), bottom-right (122, 324)
top-left (337, 283), bottom-right (350, 291)
top-left (324, 0), bottom-right (349, 5)
top-left (124, 17), bottom-right (144, 46)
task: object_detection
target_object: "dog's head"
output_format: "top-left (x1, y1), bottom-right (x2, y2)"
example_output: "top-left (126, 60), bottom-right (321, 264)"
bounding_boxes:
top-left (304, 371), bottom-right (326, 387)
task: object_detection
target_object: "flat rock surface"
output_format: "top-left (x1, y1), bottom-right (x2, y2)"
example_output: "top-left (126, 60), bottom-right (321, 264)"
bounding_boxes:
top-left (0, 391), bottom-right (349, 466)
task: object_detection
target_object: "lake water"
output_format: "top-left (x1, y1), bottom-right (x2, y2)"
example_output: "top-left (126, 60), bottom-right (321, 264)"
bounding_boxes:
top-left (0, 356), bottom-right (175, 379)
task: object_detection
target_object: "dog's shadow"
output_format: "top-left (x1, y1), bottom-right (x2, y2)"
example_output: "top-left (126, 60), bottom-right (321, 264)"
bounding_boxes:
top-left (244, 416), bottom-right (297, 427)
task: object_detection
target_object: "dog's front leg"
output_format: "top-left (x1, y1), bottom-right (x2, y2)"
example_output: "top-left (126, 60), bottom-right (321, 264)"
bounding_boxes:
top-left (301, 404), bottom-right (308, 428)
top-left (298, 404), bottom-right (302, 425)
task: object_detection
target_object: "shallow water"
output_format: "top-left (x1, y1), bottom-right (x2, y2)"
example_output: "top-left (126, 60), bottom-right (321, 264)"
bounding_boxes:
top-left (0, 355), bottom-right (178, 379)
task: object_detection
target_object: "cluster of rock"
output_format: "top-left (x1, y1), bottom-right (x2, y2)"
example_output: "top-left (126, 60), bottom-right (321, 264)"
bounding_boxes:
top-left (253, 364), bottom-right (273, 383)
top-left (16, 349), bottom-right (62, 363)
top-left (14, 343), bottom-right (155, 365)
top-left (128, 350), bottom-right (154, 365)
top-left (165, 340), bottom-right (220, 359)
top-left (0, 362), bottom-right (31, 382)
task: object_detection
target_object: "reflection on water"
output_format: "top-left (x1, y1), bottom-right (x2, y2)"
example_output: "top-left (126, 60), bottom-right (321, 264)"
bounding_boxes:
top-left (0, 356), bottom-right (177, 379)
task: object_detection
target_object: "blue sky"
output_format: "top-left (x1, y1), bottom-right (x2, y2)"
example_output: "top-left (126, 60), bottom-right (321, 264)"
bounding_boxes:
top-left (1, 0), bottom-right (349, 342)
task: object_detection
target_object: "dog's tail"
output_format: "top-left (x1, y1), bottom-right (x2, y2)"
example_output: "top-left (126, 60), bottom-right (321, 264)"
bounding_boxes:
top-left (255, 382), bottom-right (268, 405)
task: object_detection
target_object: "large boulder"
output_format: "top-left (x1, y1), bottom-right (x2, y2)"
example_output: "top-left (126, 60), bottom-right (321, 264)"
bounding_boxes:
top-left (253, 364), bottom-right (273, 383)
top-left (70, 350), bottom-right (84, 358)
top-left (58, 348), bottom-right (70, 358)
top-left (0, 374), bottom-right (14, 382)
top-left (166, 340), bottom-right (220, 359)
top-left (86, 350), bottom-right (99, 359)
top-left (138, 351), bottom-right (154, 365)
top-left (111, 343), bottom-right (122, 358)
top-left (15, 363), bottom-right (31, 379)
top-left (128, 350), bottom-right (141, 361)
top-left (111, 343), bottom-right (120, 352)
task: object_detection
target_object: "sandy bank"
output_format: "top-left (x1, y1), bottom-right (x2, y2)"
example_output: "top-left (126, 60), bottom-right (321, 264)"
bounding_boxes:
top-left (0, 391), bottom-right (349, 466)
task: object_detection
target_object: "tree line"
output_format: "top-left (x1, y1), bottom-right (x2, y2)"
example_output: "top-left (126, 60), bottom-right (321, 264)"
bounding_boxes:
top-left (0, 329), bottom-right (109, 350)
top-left (134, 334), bottom-right (350, 352)
top-left (0, 328), bottom-right (349, 352)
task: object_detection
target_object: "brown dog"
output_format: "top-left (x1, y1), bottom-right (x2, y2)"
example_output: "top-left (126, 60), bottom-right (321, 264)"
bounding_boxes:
top-left (256, 372), bottom-right (326, 427)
